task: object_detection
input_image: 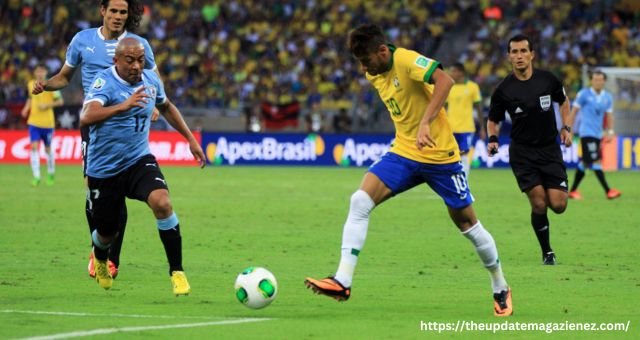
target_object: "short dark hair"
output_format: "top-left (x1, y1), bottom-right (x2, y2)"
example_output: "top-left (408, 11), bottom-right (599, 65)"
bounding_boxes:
top-left (591, 69), bottom-right (607, 80)
top-left (507, 34), bottom-right (533, 52)
top-left (101, 0), bottom-right (144, 32)
top-left (450, 62), bottom-right (465, 73)
top-left (348, 24), bottom-right (387, 58)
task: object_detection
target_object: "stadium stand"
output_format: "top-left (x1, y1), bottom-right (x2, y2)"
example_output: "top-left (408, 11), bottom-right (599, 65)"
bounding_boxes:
top-left (1, 0), bottom-right (638, 131)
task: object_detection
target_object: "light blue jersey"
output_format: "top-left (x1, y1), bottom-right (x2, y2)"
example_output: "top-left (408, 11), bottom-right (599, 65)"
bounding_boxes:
top-left (66, 27), bottom-right (156, 94)
top-left (573, 88), bottom-right (613, 138)
top-left (84, 66), bottom-right (166, 178)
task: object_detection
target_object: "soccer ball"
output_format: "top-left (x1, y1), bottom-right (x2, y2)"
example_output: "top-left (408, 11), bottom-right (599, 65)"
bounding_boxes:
top-left (234, 267), bottom-right (278, 309)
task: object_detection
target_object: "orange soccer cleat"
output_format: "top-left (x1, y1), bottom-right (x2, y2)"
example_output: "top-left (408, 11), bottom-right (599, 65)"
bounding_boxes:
top-left (493, 288), bottom-right (513, 317)
top-left (568, 190), bottom-right (582, 200)
top-left (304, 276), bottom-right (351, 301)
top-left (606, 189), bottom-right (621, 200)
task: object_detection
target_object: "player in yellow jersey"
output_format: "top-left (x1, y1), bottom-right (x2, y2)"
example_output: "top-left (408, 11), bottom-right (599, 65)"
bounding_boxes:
top-left (305, 24), bottom-right (512, 316)
top-left (21, 65), bottom-right (64, 186)
top-left (447, 63), bottom-right (485, 177)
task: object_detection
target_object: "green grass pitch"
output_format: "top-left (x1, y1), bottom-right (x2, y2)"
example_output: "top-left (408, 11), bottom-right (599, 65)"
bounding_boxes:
top-left (0, 164), bottom-right (637, 339)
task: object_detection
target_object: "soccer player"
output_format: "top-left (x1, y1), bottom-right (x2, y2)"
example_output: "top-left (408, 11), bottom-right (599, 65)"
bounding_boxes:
top-left (446, 63), bottom-right (485, 177)
top-left (80, 37), bottom-right (205, 294)
top-left (21, 64), bottom-right (64, 186)
top-left (305, 24), bottom-right (513, 317)
top-left (32, 0), bottom-right (159, 279)
top-left (568, 71), bottom-right (621, 200)
top-left (487, 34), bottom-right (574, 265)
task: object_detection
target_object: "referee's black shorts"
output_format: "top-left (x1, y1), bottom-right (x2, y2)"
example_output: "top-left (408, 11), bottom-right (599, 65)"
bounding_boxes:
top-left (509, 142), bottom-right (568, 192)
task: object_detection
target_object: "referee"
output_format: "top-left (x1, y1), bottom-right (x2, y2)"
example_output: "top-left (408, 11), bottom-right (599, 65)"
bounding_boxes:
top-left (486, 34), bottom-right (574, 265)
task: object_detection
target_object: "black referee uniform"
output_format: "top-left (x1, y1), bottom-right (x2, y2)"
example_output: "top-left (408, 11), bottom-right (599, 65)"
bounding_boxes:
top-left (488, 69), bottom-right (568, 192)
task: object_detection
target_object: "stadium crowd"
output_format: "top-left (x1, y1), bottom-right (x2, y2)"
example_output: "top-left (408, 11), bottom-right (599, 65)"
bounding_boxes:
top-left (1, 0), bottom-right (638, 129)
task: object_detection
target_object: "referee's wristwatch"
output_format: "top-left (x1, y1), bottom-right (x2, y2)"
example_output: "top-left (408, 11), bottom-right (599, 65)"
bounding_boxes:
top-left (561, 125), bottom-right (571, 133)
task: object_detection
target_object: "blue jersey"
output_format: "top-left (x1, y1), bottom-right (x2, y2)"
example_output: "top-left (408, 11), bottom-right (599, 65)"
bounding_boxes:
top-left (573, 88), bottom-right (613, 138)
top-left (65, 28), bottom-right (156, 94)
top-left (84, 66), bottom-right (166, 178)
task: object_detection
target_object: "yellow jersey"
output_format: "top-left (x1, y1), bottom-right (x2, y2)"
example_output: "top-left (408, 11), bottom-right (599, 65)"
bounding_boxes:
top-left (365, 46), bottom-right (459, 164)
top-left (27, 80), bottom-right (61, 128)
top-left (447, 80), bottom-right (481, 133)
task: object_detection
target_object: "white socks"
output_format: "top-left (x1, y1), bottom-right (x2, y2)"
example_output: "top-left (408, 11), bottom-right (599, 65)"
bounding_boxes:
top-left (30, 149), bottom-right (55, 179)
top-left (462, 221), bottom-right (508, 293)
top-left (334, 192), bottom-right (508, 294)
top-left (46, 149), bottom-right (55, 175)
top-left (30, 150), bottom-right (40, 179)
top-left (335, 190), bottom-right (375, 288)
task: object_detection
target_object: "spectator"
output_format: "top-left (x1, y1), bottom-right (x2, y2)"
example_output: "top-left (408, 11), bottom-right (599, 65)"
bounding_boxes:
top-left (332, 108), bottom-right (352, 133)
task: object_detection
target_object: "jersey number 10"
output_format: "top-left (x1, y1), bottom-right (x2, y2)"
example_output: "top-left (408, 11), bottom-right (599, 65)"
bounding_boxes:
top-left (385, 98), bottom-right (402, 116)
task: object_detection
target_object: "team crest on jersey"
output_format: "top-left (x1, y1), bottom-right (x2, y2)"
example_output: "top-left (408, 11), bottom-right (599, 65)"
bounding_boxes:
top-left (147, 85), bottom-right (157, 98)
top-left (539, 95), bottom-right (551, 111)
top-left (393, 77), bottom-right (400, 88)
top-left (414, 56), bottom-right (429, 68)
top-left (92, 77), bottom-right (105, 90)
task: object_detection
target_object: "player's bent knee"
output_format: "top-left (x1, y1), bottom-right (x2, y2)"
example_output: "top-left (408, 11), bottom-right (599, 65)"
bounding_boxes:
top-left (153, 199), bottom-right (173, 217)
top-left (350, 190), bottom-right (375, 214)
top-left (148, 191), bottom-right (173, 217)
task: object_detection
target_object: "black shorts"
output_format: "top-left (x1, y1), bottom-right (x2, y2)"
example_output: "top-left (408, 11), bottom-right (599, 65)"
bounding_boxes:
top-left (81, 125), bottom-right (90, 176)
top-left (86, 154), bottom-right (168, 236)
top-left (580, 137), bottom-right (601, 165)
top-left (509, 143), bottom-right (568, 192)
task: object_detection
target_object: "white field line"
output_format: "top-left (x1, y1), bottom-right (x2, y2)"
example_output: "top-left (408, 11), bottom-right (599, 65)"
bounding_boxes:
top-left (18, 318), bottom-right (272, 340)
top-left (1, 309), bottom-right (214, 320)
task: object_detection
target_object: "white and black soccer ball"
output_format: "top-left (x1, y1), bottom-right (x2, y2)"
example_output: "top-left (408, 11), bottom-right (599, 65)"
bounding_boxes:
top-left (234, 267), bottom-right (278, 309)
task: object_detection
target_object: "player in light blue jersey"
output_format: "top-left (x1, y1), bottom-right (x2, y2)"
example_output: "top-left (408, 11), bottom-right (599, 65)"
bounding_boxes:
top-left (32, 0), bottom-right (159, 279)
top-left (81, 38), bottom-right (205, 294)
top-left (568, 70), bottom-right (621, 200)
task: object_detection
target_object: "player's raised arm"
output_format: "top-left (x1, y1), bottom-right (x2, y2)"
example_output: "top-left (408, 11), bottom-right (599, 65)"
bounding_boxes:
top-left (157, 99), bottom-right (205, 167)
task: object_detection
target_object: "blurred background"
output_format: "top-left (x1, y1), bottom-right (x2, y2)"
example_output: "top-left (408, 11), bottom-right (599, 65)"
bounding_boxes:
top-left (1, 0), bottom-right (638, 134)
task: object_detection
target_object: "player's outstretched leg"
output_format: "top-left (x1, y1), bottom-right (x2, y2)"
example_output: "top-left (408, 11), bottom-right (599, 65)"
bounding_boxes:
top-left (157, 213), bottom-right (190, 296)
top-left (460, 218), bottom-right (512, 316)
top-left (305, 189), bottom-right (375, 301)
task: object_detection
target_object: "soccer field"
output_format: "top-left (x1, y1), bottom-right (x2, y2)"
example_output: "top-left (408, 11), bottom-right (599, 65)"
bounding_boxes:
top-left (0, 164), bottom-right (637, 339)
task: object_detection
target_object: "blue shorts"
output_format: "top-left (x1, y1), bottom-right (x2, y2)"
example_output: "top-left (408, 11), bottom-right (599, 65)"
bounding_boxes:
top-left (453, 133), bottom-right (473, 153)
top-left (28, 125), bottom-right (54, 147)
top-left (368, 152), bottom-right (474, 209)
